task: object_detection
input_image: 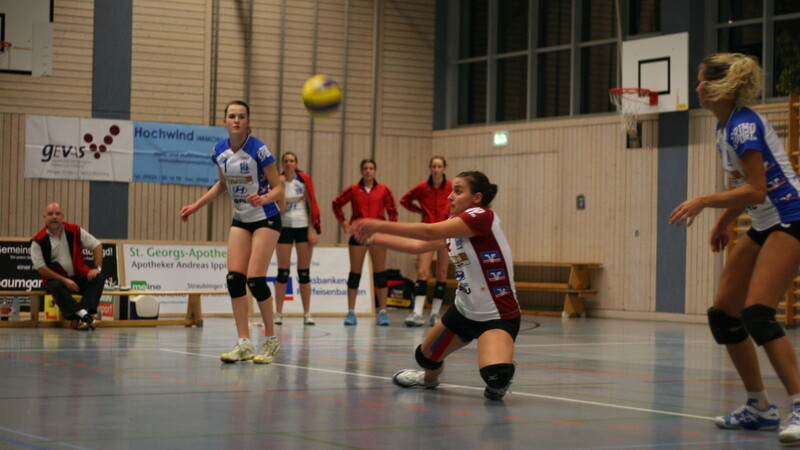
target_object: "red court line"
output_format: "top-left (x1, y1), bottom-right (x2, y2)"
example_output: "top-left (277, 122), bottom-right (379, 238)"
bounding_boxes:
top-left (609, 425), bottom-right (640, 430)
top-left (403, 406), bottom-right (429, 411)
top-left (450, 411), bottom-right (477, 416)
top-left (362, 401), bottom-right (384, 406)
top-left (323, 397), bottom-right (344, 402)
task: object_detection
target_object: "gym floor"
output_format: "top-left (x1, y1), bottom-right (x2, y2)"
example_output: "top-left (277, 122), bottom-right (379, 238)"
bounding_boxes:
top-left (0, 309), bottom-right (790, 449)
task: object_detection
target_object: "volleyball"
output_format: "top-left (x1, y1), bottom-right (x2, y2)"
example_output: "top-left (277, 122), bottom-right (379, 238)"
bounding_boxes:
top-left (302, 74), bottom-right (342, 117)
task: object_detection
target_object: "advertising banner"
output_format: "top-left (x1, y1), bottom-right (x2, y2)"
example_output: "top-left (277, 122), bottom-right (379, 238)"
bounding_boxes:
top-left (122, 243), bottom-right (373, 315)
top-left (25, 115), bottom-right (133, 182)
top-left (132, 122), bottom-right (227, 186)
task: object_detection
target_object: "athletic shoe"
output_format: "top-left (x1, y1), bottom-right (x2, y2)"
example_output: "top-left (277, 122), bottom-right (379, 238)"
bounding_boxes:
top-left (780, 404), bottom-right (800, 444)
top-left (304, 314), bottom-right (316, 325)
top-left (392, 369), bottom-right (439, 389)
top-left (274, 312), bottom-right (283, 325)
top-left (344, 311), bottom-right (357, 326)
top-left (428, 313), bottom-right (439, 327)
top-left (715, 402), bottom-right (780, 430)
top-left (81, 314), bottom-right (97, 331)
top-left (376, 310), bottom-right (390, 326)
top-left (404, 312), bottom-right (424, 327)
top-left (220, 340), bottom-right (255, 363)
top-left (253, 338), bottom-right (280, 364)
top-left (484, 383), bottom-right (512, 400)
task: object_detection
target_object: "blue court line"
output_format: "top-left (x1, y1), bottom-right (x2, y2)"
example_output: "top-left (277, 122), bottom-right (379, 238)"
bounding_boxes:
top-left (0, 425), bottom-right (90, 450)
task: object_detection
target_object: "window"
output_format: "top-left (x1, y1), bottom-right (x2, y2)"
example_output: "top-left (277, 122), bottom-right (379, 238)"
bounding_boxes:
top-left (448, 0), bottom-right (661, 128)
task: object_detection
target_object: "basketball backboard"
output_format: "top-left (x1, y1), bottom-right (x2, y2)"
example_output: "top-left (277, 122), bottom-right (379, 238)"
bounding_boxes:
top-left (0, 0), bottom-right (53, 75)
top-left (621, 32), bottom-right (689, 114)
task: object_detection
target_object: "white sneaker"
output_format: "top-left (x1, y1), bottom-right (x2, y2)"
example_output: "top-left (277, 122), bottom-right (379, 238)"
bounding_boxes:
top-left (780, 405), bottom-right (800, 444)
top-left (714, 402), bottom-right (780, 430)
top-left (274, 312), bottom-right (283, 325)
top-left (253, 338), bottom-right (280, 364)
top-left (392, 369), bottom-right (439, 389)
top-left (220, 339), bottom-right (255, 363)
top-left (404, 312), bottom-right (424, 327)
top-left (428, 313), bottom-right (439, 327)
top-left (304, 313), bottom-right (316, 325)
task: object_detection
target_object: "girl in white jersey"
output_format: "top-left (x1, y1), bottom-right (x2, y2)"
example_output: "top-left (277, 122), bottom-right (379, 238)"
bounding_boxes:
top-left (274, 152), bottom-right (321, 326)
top-left (180, 100), bottom-right (285, 365)
top-left (351, 171), bottom-right (520, 400)
top-left (670, 53), bottom-right (800, 445)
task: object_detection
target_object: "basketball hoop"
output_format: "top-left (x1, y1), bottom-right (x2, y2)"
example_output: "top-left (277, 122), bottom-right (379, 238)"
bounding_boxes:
top-left (0, 42), bottom-right (11, 54)
top-left (609, 88), bottom-right (658, 139)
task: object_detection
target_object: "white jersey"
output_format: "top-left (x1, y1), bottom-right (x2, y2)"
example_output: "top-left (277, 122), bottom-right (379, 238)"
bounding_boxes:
top-left (717, 107), bottom-right (800, 230)
top-left (282, 174), bottom-right (309, 228)
top-left (447, 207), bottom-right (519, 321)
top-left (211, 136), bottom-right (280, 223)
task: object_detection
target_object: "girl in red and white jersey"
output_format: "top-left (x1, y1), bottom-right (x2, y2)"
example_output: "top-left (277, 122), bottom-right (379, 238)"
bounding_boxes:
top-left (400, 156), bottom-right (453, 327)
top-left (351, 171), bottom-right (519, 400)
top-left (332, 158), bottom-right (399, 326)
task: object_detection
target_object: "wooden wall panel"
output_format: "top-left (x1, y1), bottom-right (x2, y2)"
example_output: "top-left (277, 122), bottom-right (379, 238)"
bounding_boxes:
top-left (0, 2), bottom-right (93, 117)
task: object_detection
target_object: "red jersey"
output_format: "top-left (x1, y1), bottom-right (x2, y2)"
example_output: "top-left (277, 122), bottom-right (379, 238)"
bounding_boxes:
top-left (332, 180), bottom-right (399, 224)
top-left (401, 176), bottom-right (452, 224)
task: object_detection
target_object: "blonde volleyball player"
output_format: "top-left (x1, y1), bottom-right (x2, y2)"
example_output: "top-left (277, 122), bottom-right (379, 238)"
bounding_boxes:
top-left (180, 100), bottom-right (284, 364)
top-left (351, 171), bottom-right (520, 400)
top-left (400, 156), bottom-right (453, 327)
top-left (670, 53), bottom-right (800, 445)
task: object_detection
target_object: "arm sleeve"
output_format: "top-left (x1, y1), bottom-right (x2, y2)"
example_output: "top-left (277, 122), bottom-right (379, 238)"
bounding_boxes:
top-left (400, 185), bottom-right (424, 214)
top-left (30, 241), bottom-right (45, 269)
top-left (80, 229), bottom-right (101, 251)
top-left (457, 207), bottom-right (493, 236)
top-left (332, 187), bottom-right (352, 223)
top-left (385, 187), bottom-right (399, 222)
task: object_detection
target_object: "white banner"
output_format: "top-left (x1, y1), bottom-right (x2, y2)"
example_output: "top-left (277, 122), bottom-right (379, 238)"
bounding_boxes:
top-left (25, 115), bottom-right (133, 182)
top-left (122, 243), bottom-right (373, 315)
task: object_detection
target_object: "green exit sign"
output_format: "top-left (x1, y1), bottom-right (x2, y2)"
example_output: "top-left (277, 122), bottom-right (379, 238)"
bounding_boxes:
top-left (493, 131), bottom-right (508, 146)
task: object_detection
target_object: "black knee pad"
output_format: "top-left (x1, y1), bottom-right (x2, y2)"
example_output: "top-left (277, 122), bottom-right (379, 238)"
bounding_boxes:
top-left (434, 281), bottom-right (447, 300)
top-left (247, 277), bottom-right (272, 302)
top-left (226, 272), bottom-right (247, 298)
top-left (347, 272), bottom-right (361, 289)
top-left (415, 345), bottom-right (443, 371)
top-left (741, 304), bottom-right (785, 346)
top-left (480, 363), bottom-right (515, 390)
top-left (276, 268), bottom-right (290, 284)
top-left (707, 307), bottom-right (749, 345)
top-left (373, 271), bottom-right (387, 289)
top-left (297, 269), bottom-right (310, 284)
top-left (414, 280), bottom-right (428, 296)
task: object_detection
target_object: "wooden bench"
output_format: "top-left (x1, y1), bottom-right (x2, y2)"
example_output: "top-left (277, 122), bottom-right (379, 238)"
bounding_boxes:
top-left (0, 290), bottom-right (226, 328)
top-left (430, 261), bottom-right (602, 318)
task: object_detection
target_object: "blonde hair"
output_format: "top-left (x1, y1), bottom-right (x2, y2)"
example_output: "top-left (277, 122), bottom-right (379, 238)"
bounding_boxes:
top-left (700, 53), bottom-right (762, 107)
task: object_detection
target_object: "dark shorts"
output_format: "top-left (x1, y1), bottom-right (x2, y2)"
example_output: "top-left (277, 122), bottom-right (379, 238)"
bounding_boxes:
top-left (231, 215), bottom-right (282, 233)
top-left (278, 227), bottom-right (309, 244)
top-left (348, 235), bottom-right (363, 246)
top-left (441, 305), bottom-right (521, 342)
top-left (746, 220), bottom-right (800, 246)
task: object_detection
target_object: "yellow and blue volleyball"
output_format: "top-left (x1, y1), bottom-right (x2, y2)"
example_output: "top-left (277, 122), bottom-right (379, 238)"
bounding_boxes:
top-left (302, 74), bottom-right (342, 116)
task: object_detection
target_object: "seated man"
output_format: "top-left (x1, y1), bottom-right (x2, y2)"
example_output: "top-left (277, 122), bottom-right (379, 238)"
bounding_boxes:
top-left (30, 203), bottom-right (105, 330)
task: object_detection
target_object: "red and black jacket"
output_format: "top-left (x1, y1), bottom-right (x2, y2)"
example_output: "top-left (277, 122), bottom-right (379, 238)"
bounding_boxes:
top-left (296, 170), bottom-right (322, 234)
top-left (332, 180), bottom-right (399, 224)
top-left (31, 222), bottom-right (92, 284)
top-left (400, 175), bottom-right (452, 224)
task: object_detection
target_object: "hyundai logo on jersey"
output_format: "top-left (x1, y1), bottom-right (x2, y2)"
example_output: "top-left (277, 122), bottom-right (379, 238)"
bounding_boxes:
top-left (233, 185), bottom-right (247, 194)
top-left (487, 269), bottom-right (506, 282)
top-left (492, 286), bottom-right (511, 297)
top-left (480, 251), bottom-right (501, 263)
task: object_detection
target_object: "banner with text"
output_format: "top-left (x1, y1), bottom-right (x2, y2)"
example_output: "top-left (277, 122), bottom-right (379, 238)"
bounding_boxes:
top-left (132, 122), bottom-right (227, 186)
top-left (25, 115), bottom-right (133, 182)
top-left (122, 244), bottom-right (373, 315)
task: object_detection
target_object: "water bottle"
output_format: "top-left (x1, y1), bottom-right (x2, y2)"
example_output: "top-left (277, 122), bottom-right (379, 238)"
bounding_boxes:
top-left (10, 297), bottom-right (20, 321)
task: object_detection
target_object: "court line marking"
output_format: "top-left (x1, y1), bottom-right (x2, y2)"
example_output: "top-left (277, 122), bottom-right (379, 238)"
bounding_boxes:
top-left (159, 348), bottom-right (716, 421)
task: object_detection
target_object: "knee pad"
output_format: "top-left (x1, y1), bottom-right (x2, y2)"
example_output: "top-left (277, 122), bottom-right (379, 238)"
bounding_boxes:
top-left (373, 271), bottom-right (387, 289)
top-left (434, 281), bottom-right (447, 300)
top-left (276, 268), bottom-right (290, 284)
top-left (415, 280), bottom-right (428, 296)
top-left (741, 304), bottom-right (785, 346)
top-left (297, 268), bottom-right (310, 284)
top-left (226, 272), bottom-right (247, 298)
top-left (707, 307), bottom-right (749, 345)
top-left (347, 272), bottom-right (361, 289)
top-left (480, 363), bottom-right (515, 390)
top-left (415, 345), bottom-right (443, 371)
top-left (247, 277), bottom-right (272, 302)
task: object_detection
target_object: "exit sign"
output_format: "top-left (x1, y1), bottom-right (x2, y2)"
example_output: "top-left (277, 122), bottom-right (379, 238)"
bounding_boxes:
top-left (493, 131), bottom-right (508, 146)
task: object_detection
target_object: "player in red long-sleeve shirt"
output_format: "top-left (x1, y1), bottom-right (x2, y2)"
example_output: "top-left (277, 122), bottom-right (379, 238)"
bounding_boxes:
top-left (332, 158), bottom-right (398, 325)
